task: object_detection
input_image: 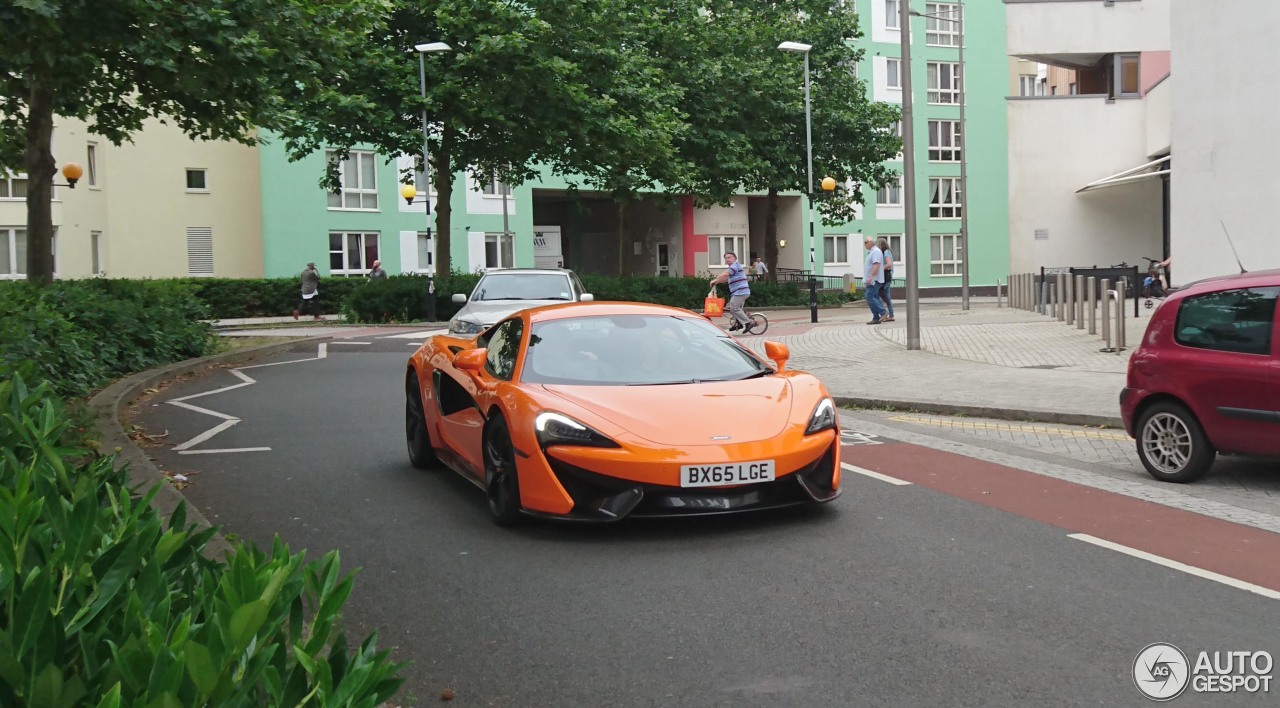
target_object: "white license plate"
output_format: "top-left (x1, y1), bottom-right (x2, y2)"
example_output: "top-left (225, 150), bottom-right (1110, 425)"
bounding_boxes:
top-left (680, 460), bottom-right (776, 488)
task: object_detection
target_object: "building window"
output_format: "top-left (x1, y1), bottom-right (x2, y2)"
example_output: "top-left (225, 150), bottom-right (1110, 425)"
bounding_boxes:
top-left (91, 231), bottom-right (103, 275)
top-left (929, 177), bottom-right (961, 219)
top-left (823, 235), bottom-right (850, 265)
top-left (885, 0), bottom-right (900, 29)
top-left (1114, 53), bottom-right (1141, 97)
top-left (1069, 82), bottom-right (1078, 95)
top-left (876, 178), bottom-right (902, 207)
top-left (1018, 75), bottom-right (1037, 97)
top-left (1175, 287), bottom-right (1279, 356)
top-left (416, 231), bottom-right (433, 273)
top-left (930, 233), bottom-right (963, 276)
top-left (325, 150), bottom-right (379, 210)
top-left (480, 171), bottom-right (511, 196)
top-left (925, 3), bottom-right (959, 47)
top-left (927, 62), bottom-right (960, 104)
top-left (485, 232), bottom-right (515, 269)
top-left (881, 234), bottom-right (906, 276)
top-left (186, 227), bottom-right (213, 276)
top-left (329, 231), bottom-right (380, 274)
top-left (928, 120), bottom-right (961, 162)
top-left (0, 227), bottom-right (59, 278)
top-left (707, 234), bottom-right (746, 267)
top-left (186, 168), bottom-right (208, 192)
top-left (87, 143), bottom-right (98, 187)
top-left (0, 172), bottom-right (26, 200)
top-left (886, 58), bottom-right (901, 89)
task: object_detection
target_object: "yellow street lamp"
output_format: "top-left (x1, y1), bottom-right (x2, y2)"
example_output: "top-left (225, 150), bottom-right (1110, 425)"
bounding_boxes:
top-left (59, 162), bottom-right (83, 188)
top-left (821, 176), bottom-right (837, 193)
top-left (401, 183), bottom-right (418, 205)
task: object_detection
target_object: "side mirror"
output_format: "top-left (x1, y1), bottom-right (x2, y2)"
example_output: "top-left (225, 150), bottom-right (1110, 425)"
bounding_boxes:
top-left (452, 293), bottom-right (467, 304)
top-left (764, 341), bottom-right (790, 371)
top-left (454, 348), bottom-right (487, 371)
top-left (579, 293), bottom-right (594, 302)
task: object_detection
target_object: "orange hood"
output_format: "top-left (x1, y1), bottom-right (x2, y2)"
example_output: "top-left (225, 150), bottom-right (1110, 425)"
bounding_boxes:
top-left (540, 378), bottom-right (795, 446)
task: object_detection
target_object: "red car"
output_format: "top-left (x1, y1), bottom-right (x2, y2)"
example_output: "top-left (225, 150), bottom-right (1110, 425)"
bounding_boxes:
top-left (1121, 269), bottom-right (1280, 482)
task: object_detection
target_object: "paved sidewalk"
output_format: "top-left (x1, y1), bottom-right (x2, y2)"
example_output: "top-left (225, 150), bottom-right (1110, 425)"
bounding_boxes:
top-left (214, 300), bottom-right (1150, 426)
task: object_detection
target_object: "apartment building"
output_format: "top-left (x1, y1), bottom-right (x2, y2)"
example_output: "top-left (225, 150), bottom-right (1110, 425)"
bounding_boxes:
top-left (1005, 0), bottom-right (1273, 284)
top-left (0, 117), bottom-right (263, 280)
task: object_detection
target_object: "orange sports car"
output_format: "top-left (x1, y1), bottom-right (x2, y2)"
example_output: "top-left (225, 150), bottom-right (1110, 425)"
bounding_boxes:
top-left (405, 302), bottom-right (841, 524)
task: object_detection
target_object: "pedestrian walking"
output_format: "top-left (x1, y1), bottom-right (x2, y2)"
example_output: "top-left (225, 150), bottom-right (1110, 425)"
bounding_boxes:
top-left (294, 262), bottom-right (322, 321)
top-left (753, 256), bottom-right (768, 281)
top-left (877, 237), bottom-right (896, 322)
top-left (368, 259), bottom-right (388, 280)
top-left (862, 236), bottom-right (886, 325)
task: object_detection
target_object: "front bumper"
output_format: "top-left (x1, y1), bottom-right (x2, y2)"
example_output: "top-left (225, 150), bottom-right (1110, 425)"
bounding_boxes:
top-left (528, 440), bottom-right (841, 521)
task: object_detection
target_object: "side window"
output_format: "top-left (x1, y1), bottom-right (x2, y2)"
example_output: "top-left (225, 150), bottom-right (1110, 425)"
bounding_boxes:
top-left (1174, 287), bottom-right (1279, 356)
top-left (484, 318), bottom-right (524, 380)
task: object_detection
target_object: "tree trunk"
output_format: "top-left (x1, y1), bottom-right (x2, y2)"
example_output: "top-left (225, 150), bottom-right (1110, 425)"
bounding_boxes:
top-left (764, 187), bottom-right (779, 283)
top-left (617, 198), bottom-right (631, 277)
top-left (431, 122), bottom-right (456, 276)
top-left (25, 81), bottom-right (57, 285)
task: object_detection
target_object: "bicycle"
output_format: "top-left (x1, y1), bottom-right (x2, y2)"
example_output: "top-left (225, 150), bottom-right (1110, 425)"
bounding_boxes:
top-left (725, 309), bottom-right (769, 335)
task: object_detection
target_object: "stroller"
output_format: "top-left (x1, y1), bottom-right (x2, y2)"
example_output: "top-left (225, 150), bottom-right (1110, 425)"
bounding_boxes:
top-left (1141, 257), bottom-right (1170, 308)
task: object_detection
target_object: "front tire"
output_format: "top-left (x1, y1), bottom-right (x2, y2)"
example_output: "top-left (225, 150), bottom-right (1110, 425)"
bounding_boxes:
top-left (749, 312), bottom-right (769, 335)
top-left (1136, 401), bottom-right (1215, 483)
top-left (483, 415), bottom-right (523, 526)
top-left (406, 372), bottom-right (438, 469)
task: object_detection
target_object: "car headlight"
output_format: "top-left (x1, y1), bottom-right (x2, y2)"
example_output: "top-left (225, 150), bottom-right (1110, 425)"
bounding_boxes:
top-left (449, 319), bottom-right (483, 335)
top-left (805, 398), bottom-right (837, 435)
top-left (535, 411), bottom-right (620, 448)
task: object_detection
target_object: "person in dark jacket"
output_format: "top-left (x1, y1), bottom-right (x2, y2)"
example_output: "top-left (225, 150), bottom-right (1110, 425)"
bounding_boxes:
top-left (294, 262), bottom-right (322, 320)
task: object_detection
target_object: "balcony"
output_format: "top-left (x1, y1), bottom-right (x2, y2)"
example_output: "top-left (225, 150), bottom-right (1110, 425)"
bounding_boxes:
top-left (1006, 0), bottom-right (1170, 66)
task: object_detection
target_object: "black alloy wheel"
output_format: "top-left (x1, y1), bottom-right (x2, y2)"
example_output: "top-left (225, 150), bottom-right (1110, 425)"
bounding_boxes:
top-left (483, 415), bottom-right (524, 526)
top-left (405, 372), bottom-right (437, 469)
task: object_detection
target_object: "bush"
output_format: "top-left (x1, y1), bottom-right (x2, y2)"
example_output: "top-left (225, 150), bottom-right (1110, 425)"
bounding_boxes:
top-left (0, 375), bottom-right (404, 707)
top-left (0, 280), bottom-right (217, 399)
top-left (172, 277), bottom-right (366, 320)
top-left (339, 273), bottom-right (482, 324)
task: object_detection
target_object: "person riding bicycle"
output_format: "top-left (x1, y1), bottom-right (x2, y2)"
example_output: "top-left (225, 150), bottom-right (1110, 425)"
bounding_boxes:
top-left (709, 251), bottom-right (755, 334)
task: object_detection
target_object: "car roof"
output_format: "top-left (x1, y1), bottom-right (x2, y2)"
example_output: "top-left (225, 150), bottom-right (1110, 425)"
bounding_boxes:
top-left (522, 301), bottom-right (697, 323)
top-left (1169, 268), bottom-right (1280, 299)
top-left (478, 268), bottom-right (575, 276)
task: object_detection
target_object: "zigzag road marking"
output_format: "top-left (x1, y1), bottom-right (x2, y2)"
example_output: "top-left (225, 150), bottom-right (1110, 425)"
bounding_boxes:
top-left (166, 343), bottom-right (327, 454)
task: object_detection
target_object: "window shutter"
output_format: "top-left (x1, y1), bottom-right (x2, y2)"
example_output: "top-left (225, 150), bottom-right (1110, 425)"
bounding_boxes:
top-left (186, 227), bottom-right (214, 276)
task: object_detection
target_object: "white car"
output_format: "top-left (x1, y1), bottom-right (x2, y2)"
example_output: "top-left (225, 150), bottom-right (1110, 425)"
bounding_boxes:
top-left (448, 268), bottom-right (594, 335)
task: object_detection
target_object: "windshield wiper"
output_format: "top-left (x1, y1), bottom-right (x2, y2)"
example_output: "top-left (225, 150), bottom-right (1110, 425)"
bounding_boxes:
top-left (734, 370), bottom-right (774, 380)
top-left (627, 379), bottom-right (700, 386)
top-left (480, 297), bottom-right (529, 301)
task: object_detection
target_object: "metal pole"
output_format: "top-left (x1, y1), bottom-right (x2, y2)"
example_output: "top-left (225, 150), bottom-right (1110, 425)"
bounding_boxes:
top-left (997, 279), bottom-right (1003, 308)
top-left (1065, 274), bottom-right (1075, 326)
top-left (1101, 279), bottom-right (1112, 351)
top-left (1087, 276), bottom-right (1097, 335)
top-left (899, 0), bottom-right (921, 349)
top-left (958, 1), bottom-right (969, 311)
top-left (1075, 274), bottom-right (1085, 330)
top-left (501, 174), bottom-right (510, 256)
top-left (1056, 273), bottom-right (1065, 321)
top-left (1117, 277), bottom-right (1127, 351)
top-left (803, 51), bottom-right (818, 325)
top-left (419, 51), bottom-right (437, 322)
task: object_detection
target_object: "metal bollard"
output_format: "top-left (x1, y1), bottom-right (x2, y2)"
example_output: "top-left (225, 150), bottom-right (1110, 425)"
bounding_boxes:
top-left (997, 279), bottom-right (1003, 308)
top-left (1040, 278), bottom-right (1048, 315)
top-left (1087, 276), bottom-right (1097, 335)
top-left (1056, 274), bottom-right (1066, 321)
top-left (1075, 275), bottom-right (1086, 330)
top-left (1065, 275), bottom-right (1075, 326)
top-left (1116, 277), bottom-right (1127, 351)
top-left (1101, 279), bottom-right (1113, 351)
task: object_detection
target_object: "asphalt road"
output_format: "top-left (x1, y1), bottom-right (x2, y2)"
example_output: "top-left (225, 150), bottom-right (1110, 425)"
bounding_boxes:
top-left (130, 336), bottom-right (1280, 706)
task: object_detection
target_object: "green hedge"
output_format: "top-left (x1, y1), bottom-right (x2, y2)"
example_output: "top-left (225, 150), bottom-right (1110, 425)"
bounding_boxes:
top-left (0, 280), bottom-right (217, 399)
top-left (0, 376), bottom-right (403, 707)
top-left (190, 273), bottom-right (857, 324)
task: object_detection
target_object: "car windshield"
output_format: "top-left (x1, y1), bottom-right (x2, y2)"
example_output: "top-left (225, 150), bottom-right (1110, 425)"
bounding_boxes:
top-left (522, 315), bottom-right (770, 386)
top-left (471, 273), bottom-right (573, 302)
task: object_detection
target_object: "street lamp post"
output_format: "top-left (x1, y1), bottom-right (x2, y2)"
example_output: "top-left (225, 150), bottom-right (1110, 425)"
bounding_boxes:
top-left (898, 0), bottom-right (921, 349)
top-left (911, 2), bottom-right (968, 310)
top-left (778, 41), bottom-right (818, 324)
top-left (415, 41), bottom-right (452, 322)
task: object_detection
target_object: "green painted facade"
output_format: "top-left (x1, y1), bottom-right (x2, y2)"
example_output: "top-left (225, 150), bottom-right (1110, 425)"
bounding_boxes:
top-left (259, 0), bottom-right (1009, 287)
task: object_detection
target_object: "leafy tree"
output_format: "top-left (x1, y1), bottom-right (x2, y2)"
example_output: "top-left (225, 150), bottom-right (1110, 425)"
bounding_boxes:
top-left (0, 0), bottom-right (387, 284)
top-left (675, 0), bottom-right (901, 279)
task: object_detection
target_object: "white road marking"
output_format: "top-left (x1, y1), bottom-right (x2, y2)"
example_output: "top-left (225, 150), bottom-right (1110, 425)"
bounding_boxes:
top-left (841, 463), bottom-right (912, 486)
top-left (165, 343), bottom-right (330, 454)
top-left (328, 341), bottom-right (372, 345)
top-left (378, 329), bottom-right (448, 339)
top-left (179, 447), bottom-right (272, 455)
top-left (1068, 533), bottom-right (1280, 601)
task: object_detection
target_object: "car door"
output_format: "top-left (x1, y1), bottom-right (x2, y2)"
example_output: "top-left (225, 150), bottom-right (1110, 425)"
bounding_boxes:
top-left (1169, 285), bottom-right (1280, 454)
top-left (437, 318), bottom-right (524, 476)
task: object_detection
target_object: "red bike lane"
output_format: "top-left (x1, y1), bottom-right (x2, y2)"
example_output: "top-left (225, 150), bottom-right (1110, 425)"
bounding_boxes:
top-left (840, 440), bottom-right (1280, 596)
